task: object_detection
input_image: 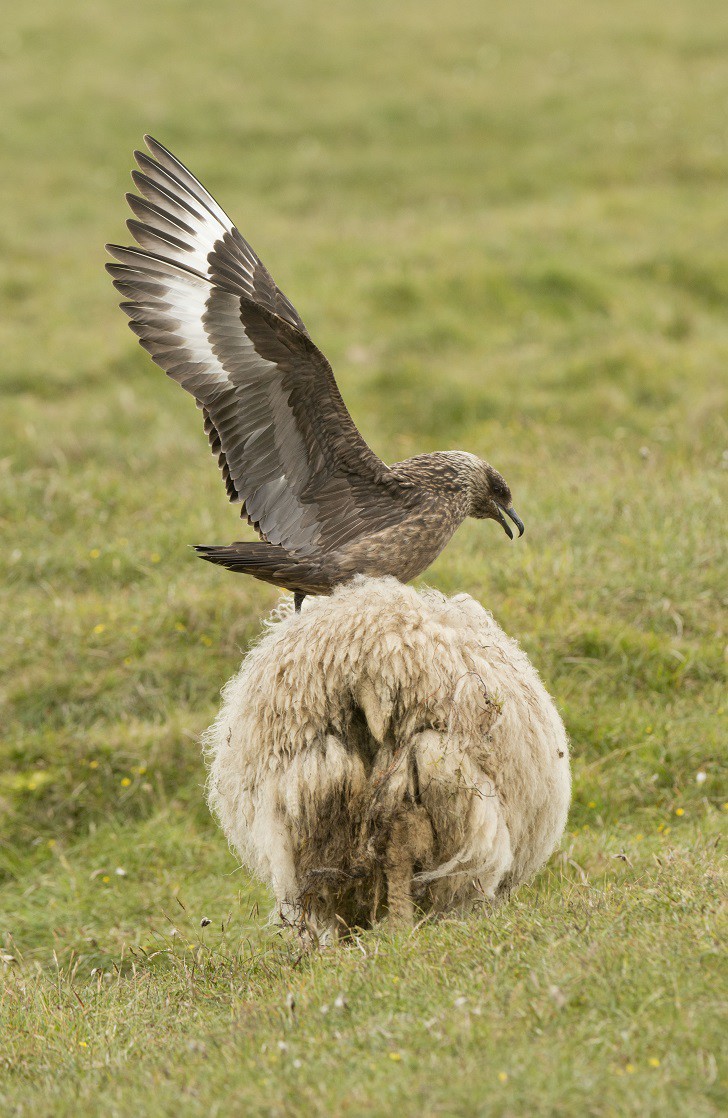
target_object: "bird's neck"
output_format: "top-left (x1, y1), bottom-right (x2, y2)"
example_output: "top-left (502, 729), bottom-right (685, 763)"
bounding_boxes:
top-left (391, 451), bottom-right (482, 508)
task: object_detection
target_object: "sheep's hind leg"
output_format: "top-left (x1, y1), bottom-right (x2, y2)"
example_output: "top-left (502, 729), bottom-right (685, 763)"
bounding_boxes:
top-left (385, 809), bottom-right (433, 927)
top-left (385, 818), bottom-right (414, 926)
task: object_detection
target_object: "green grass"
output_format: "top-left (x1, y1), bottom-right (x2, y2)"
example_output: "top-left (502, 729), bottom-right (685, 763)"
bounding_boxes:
top-left (1, 0), bottom-right (727, 1113)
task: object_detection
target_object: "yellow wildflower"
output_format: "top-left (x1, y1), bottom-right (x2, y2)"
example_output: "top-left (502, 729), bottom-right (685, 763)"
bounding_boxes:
top-left (648, 1057), bottom-right (660, 1068)
top-left (388, 1053), bottom-right (402, 1062)
top-left (498, 1072), bottom-right (508, 1083)
top-left (150, 553), bottom-right (161, 563)
top-left (120, 777), bottom-right (131, 787)
top-left (89, 549), bottom-right (100, 559)
top-left (92, 624), bottom-right (105, 635)
top-left (675, 807), bottom-right (684, 816)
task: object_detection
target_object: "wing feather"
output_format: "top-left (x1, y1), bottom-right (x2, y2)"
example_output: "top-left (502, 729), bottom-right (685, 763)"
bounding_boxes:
top-left (107, 137), bottom-right (412, 555)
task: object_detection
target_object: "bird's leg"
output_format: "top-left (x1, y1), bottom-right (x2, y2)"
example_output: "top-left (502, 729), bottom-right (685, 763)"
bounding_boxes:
top-left (294, 591), bottom-right (306, 613)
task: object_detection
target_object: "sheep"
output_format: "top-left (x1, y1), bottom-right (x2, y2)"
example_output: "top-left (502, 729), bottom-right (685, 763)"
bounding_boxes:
top-left (204, 577), bottom-right (571, 939)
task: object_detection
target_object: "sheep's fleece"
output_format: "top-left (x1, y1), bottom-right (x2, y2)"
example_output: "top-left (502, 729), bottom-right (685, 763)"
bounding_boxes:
top-left (205, 577), bottom-right (570, 935)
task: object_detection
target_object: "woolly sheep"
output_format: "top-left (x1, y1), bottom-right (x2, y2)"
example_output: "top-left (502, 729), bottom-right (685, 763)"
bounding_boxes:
top-left (204, 577), bottom-right (571, 938)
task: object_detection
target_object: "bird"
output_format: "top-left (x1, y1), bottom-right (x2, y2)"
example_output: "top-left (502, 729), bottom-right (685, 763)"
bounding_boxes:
top-left (106, 136), bottom-right (524, 611)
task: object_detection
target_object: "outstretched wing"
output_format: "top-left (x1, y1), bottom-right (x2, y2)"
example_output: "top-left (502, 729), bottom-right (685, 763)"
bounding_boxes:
top-left (107, 136), bottom-right (410, 555)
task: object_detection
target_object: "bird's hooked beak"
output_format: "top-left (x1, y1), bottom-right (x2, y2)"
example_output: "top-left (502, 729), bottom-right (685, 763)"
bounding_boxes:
top-left (495, 504), bottom-right (525, 540)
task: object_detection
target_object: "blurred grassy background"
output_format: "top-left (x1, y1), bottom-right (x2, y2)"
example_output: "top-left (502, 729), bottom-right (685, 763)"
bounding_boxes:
top-left (0, 0), bottom-right (726, 1114)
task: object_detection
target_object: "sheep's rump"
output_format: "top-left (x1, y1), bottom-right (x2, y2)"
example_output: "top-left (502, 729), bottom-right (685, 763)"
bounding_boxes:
top-left (205, 577), bottom-right (570, 933)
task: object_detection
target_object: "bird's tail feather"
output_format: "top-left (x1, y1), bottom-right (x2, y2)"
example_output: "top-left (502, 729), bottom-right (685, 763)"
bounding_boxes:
top-left (194, 542), bottom-right (325, 594)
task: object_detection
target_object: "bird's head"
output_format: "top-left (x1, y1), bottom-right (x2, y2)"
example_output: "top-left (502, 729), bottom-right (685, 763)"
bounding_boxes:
top-left (460, 456), bottom-right (524, 540)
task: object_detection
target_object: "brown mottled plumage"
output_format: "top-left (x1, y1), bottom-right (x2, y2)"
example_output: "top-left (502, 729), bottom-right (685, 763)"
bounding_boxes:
top-left (106, 137), bottom-right (524, 607)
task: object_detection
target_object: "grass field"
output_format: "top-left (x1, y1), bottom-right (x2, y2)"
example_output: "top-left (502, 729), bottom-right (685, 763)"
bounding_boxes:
top-left (1, 0), bottom-right (726, 1113)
